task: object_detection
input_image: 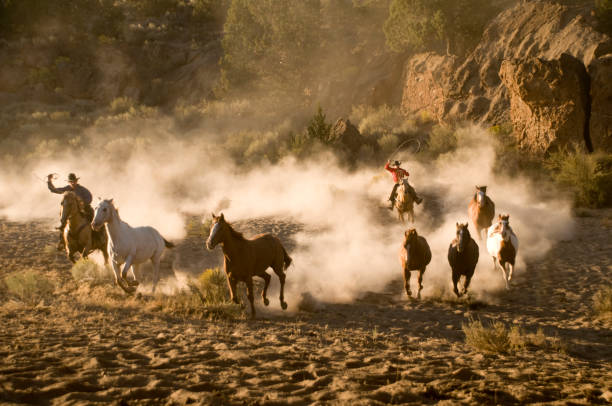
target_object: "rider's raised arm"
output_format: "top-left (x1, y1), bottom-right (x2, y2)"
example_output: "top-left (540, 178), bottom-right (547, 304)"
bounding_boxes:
top-left (384, 161), bottom-right (393, 173)
top-left (47, 180), bottom-right (71, 194)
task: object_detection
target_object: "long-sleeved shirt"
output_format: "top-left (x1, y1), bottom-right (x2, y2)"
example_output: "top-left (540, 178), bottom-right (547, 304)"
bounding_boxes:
top-left (384, 162), bottom-right (409, 184)
top-left (48, 181), bottom-right (92, 205)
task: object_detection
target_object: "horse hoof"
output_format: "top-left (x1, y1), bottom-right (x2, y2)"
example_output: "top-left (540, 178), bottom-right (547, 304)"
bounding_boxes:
top-left (281, 301), bottom-right (288, 310)
top-left (263, 298), bottom-right (270, 306)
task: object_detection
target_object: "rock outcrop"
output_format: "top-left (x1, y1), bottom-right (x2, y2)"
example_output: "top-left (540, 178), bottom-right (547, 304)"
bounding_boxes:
top-left (401, 0), bottom-right (612, 153)
top-left (499, 53), bottom-right (590, 153)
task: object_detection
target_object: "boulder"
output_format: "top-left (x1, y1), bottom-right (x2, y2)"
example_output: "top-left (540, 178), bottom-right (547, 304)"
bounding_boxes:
top-left (499, 53), bottom-right (589, 154)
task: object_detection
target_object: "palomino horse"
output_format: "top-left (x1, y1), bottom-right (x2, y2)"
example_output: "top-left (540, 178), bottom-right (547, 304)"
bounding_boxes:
top-left (468, 185), bottom-right (495, 240)
top-left (394, 179), bottom-right (415, 223)
top-left (60, 191), bottom-right (108, 264)
top-left (447, 223), bottom-right (479, 297)
top-left (486, 214), bottom-right (519, 290)
top-left (399, 228), bottom-right (431, 299)
top-left (206, 213), bottom-right (292, 318)
top-left (91, 199), bottom-right (174, 294)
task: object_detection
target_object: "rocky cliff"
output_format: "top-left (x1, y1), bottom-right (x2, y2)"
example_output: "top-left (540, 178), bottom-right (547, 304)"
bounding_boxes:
top-left (401, 0), bottom-right (612, 153)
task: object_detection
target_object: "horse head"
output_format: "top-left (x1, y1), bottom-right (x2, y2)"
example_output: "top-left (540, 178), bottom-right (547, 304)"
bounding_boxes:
top-left (60, 191), bottom-right (80, 224)
top-left (206, 213), bottom-right (226, 250)
top-left (455, 222), bottom-right (470, 253)
top-left (475, 185), bottom-right (487, 208)
top-left (403, 228), bottom-right (418, 252)
top-left (92, 199), bottom-right (114, 231)
top-left (498, 214), bottom-right (511, 242)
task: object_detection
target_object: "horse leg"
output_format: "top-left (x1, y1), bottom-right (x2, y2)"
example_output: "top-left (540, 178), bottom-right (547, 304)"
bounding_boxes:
top-left (127, 263), bottom-right (140, 287)
top-left (112, 261), bottom-right (134, 294)
top-left (277, 267), bottom-right (288, 310)
top-left (102, 248), bottom-right (109, 266)
top-left (245, 277), bottom-right (256, 319)
top-left (228, 276), bottom-right (239, 305)
top-left (151, 255), bottom-right (162, 294)
top-left (417, 269), bottom-right (424, 299)
top-left (507, 261), bottom-right (515, 282)
top-left (498, 259), bottom-right (509, 290)
top-left (403, 267), bottom-right (412, 298)
top-left (452, 271), bottom-right (461, 297)
top-left (121, 255), bottom-right (134, 281)
top-left (260, 272), bottom-right (271, 306)
top-left (463, 273), bottom-right (473, 295)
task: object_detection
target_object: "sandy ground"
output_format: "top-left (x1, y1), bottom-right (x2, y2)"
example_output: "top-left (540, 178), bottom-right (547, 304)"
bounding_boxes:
top-left (0, 210), bottom-right (611, 405)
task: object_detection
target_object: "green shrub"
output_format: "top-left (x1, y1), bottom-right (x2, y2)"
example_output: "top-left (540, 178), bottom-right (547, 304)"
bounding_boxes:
top-left (3, 270), bottom-right (55, 305)
top-left (71, 258), bottom-right (112, 286)
top-left (426, 124), bottom-right (457, 156)
top-left (306, 106), bottom-right (332, 145)
top-left (593, 285), bottom-right (612, 318)
top-left (109, 97), bottom-right (135, 115)
top-left (545, 148), bottom-right (612, 207)
top-left (196, 268), bottom-right (230, 305)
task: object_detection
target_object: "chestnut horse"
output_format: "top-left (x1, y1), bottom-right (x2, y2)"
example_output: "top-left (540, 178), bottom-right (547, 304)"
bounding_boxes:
top-left (399, 229), bottom-right (431, 299)
top-left (60, 191), bottom-right (108, 264)
top-left (487, 214), bottom-right (519, 290)
top-left (206, 213), bottom-right (292, 318)
top-left (468, 185), bottom-right (495, 240)
top-left (447, 223), bottom-right (479, 297)
top-left (394, 179), bottom-right (415, 223)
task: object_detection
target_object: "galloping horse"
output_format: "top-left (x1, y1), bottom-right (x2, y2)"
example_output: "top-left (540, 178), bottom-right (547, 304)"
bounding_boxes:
top-left (448, 223), bottom-right (479, 297)
top-left (60, 191), bottom-right (108, 264)
top-left (206, 213), bottom-right (292, 318)
top-left (468, 185), bottom-right (495, 240)
top-left (394, 179), bottom-right (415, 223)
top-left (399, 228), bottom-right (431, 299)
top-left (91, 199), bottom-right (174, 294)
top-left (486, 214), bottom-right (519, 290)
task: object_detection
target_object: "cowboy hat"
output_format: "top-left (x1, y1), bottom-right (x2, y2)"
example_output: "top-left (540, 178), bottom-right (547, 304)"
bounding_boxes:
top-left (67, 173), bottom-right (79, 182)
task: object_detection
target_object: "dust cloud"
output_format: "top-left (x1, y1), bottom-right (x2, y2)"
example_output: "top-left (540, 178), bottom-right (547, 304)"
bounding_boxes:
top-left (0, 122), bottom-right (574, 304)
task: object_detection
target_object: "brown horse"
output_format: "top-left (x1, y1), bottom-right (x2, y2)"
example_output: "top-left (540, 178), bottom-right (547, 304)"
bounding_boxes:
top-left (394, 179), bottom-right (415, 223)
top-left (468, 185), bottom-right (495, 240)
top-left (60, 191), bottom-right (108, 264)
top-left (447, 223), bottom-right (479, 297)
top-left (205, 213), bottom-right (292, 318)
top-left (399, 228), bottom-right (431, 299)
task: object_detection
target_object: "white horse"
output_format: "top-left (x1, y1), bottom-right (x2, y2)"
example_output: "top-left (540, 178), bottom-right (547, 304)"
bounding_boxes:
top-left (486, 214), bottom-right (518, 290)
top-left (91, 199), bottom-right (174, 294)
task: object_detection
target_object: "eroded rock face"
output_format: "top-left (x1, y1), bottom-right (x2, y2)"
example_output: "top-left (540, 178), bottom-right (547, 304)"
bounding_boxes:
top-left (589, 54), bottom-right (612, 152)
top-left (499, 54), bottom-right (589, 154)
top-left (400, 0), bottom-right (612, 153)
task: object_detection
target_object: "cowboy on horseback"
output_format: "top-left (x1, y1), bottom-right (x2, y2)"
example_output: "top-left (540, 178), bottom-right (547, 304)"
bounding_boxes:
top-left (385, 160), bottom-right (422, 209)
top-left (48, 173), bottom-right (94, 249)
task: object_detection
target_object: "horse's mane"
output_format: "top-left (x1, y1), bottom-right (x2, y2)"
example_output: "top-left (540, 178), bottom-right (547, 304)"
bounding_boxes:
top-left (64, 191), bottom-right (85, 210)
top-left (225, 221), bottom-right (246, 241)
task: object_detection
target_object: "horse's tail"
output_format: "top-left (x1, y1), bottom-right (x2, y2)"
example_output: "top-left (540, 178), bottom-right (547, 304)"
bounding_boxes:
top-left (163, 238), bottom-right (175, 249)
top-left (282, 245), bottom-right (292, 270)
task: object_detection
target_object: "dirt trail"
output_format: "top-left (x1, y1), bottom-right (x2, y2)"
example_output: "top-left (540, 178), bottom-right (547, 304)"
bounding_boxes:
top-left (0, 211), bottom-right (611, 405)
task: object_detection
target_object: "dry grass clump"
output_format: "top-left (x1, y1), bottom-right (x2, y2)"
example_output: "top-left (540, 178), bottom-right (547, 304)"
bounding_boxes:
top-left (2, 270), bottom-right (55, 305)
top-left (593, 285), bottom-right (612, 318)
top-left (70, 258), bottom-right (113, 287)
top-left (152, 268), bottom-right (245, 320)
top-left (463, 319), bottom-right (564, 354)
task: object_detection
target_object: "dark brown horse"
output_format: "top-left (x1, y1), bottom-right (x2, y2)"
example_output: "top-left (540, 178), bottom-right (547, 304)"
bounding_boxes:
top-left (206, 213), bottom-right (292, 318)
top-left (447, 223), bottom-right (479, 297)
top-left (399, 228), bottom-right (431, 299)
top-left (468, 185), bottom-right (495, 240)
top-left (60, 191), bottom-right (108, 264)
